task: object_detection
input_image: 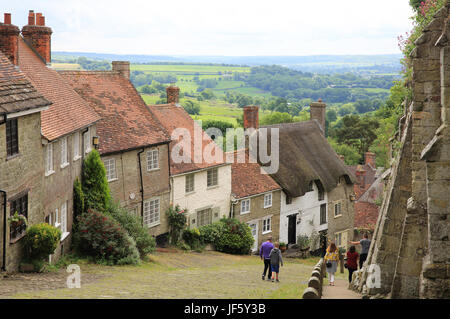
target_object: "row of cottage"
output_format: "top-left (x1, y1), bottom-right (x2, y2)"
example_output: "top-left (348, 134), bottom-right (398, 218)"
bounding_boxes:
top-left (0, 11), bottom-right (357, 272)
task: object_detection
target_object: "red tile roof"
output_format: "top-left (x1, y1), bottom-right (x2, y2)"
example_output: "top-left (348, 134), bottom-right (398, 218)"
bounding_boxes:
top-left (348, 164), bottom-right (377, 200)
top-left (231, 149), bottom-right (281, 199)
top-left (59, 71), bottom-right (170, 155)
top-left (354, 202), bottom-right (379, 230)
top-left (149, 103), bottom-right (226, 175)
top-left (18, 38), bottom-right (100, 141)
top-left (0, 51), bottom-right (51, 115)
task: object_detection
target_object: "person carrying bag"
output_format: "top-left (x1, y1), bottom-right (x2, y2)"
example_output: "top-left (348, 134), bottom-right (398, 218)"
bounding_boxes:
top-left (324, 242), bottom-right (339, 286)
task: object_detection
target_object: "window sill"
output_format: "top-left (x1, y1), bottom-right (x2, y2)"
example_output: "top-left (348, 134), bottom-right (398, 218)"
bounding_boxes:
top-left (262, 230), bottom-right (272, 235)
top-left (61, 232), bottom-right (70, 242)
top-left (85, 148), bottom-right (92, 154)
top-left (334, 214), bottom-right (342, 219)
top-left (264, 205), bottom-right (272, 209)
top-left (45, 170), bottom-right (55, 177)
top-left (55, 222), bottom-right (61, 228)
top-left (73, 155), bottom-right (81, 162)
top-left (108, 178), bottom-right (118, 183)
top-left (146, 222), bottom-right (161, 229)
top-left (6, 153), bottom-right (20, 161)
top-left (147, 168), bottom-right (160, 172)
top-left (207, 185), bottom-right (219, 190)
top-left (240, 211), bottom-right (250, 215)
top-left (60, 162), bottom-right (69, 169)
top-left (10, 232), bottom-right (26, 244)
top-left (185, 191), bottom-right (196, 196)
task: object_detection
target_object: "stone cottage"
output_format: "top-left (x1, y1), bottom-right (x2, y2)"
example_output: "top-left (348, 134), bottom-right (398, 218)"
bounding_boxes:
top-left (60, 63), bottom-right (172, 240)
top-left (150, 87), bottom-right (232, 229)
top-left (230, 149), bottom-right (282, 252)
top-left (243, 102), bottom-right (355, 251)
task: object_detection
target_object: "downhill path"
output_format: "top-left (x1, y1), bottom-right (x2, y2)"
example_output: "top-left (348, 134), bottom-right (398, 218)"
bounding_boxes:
top-left (322, 278), bottom-right (361, 299)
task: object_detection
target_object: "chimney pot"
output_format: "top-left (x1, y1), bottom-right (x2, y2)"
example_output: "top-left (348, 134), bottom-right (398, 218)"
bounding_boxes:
top-left (166, 85), bottom-right (180, 104)
top-left (243, 105), bottom-right (259, 130)
top-left (28, 10), bottom-right (35, 25)
top-left (21, 13), bottom-right (53, 64)
top-left (4, 13), bottom-right (11, 25)
top-left (111, 61), bottom-right (130, 79)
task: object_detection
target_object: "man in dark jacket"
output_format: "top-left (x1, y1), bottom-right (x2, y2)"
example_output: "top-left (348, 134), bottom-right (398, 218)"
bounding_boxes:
top-left (260, 236), bottom-right (274, 281)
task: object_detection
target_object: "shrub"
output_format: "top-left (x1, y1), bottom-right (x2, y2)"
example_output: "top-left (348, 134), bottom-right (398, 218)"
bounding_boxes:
top-left (73, 209), bottom-right (140, 265)
top-left (297, 235), bottom-right (310, 250)
top-left (23, 223), bottom-right (62, 261)
top-left (107, 203), bottom-right (156, 258)
top-left (82, 150), bottom-right (111, 212)
top-left (204, 218), bottom-right (254, 255)
top-left (73, 178), bottom-right (85, 221)
top-left (198, 222), bottom-right (224, 244)
top-left (182, 228), bottom-right (203, 251)
top-left (165, 205), bottom-right (187, 245)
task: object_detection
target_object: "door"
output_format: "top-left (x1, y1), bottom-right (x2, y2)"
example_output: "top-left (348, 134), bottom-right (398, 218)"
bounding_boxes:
top-left (248, 222), bottom-right (258, 253)
top-left (288, 214), bottom-right (297, 244)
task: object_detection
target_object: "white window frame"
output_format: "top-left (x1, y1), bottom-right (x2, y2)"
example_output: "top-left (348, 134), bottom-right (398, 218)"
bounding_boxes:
top-left (84, 127), bottom-right (91, 154)
top-left (54, 208), bottom-right (60, 228)
top-left (207, 168), bottom-right (218, 187)
top-left (240, 199), bottom-right (250, 214)
top-left (185, 174), bottom-right (195, 193)
top-left (104, 158), bottom-right (117, 182)
top-left (45, 143), bottom-right (54, 176)
top-left (73, 132), bottom-right (81, 161)
top-left (264, 193), bottom-right (272, 208)
top-left (146, 149), bottom-right (159, 171)
top-left (143, 197), bottom-right (160, 228)
top-left (334, 201), bottom-right (342, 218)
top-left (60, 136), bottom-right (69, 168)
top-left (262, 216), bottom-right (272, 234)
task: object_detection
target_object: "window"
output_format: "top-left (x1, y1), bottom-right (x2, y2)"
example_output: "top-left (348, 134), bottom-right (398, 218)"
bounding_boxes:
top-left (6, 118), bottom-right (18, 157)
top-left (320, 204), bottom-right (327, 225)
top-left (143, 198), bottom-right (160, 227)
top-left (334, 201), bottom-right (342, 217)
top-left (9, 193), bottom-right (28, 240)
top-left (185, 174), bottom-right (195, 193)
top-left (61, 137), bottom-right (68, 168)
top-left (84, 128), bottom-right (91, 154)
top-left (318, 187), bottom-right (324, 201)
top-left (286, 195), bottom-right (292, 205)
top-left (264, 193), bottom-right (272, 208)
top-left (61, 202), bottom-right (67, 234)
top-left (207, 168), bottom-right (218, 187)
top-left (146, 149), bottom-right (159, 171)
top-left (262, 216), bottom-right (272, 234)
top-left (73, 132), bottom-right (80, 160)
top-left (308, 181), bottom-right (314, 192)
top-left (54, 208), bottom-right (59, 227)
top-left (197, 208), bottom-right (212, 227)
top-left (241, 199), bottom-right (250, 214)
top-left (104, 158), bottom-right (117, 181)
top-left (335, 233), bottom-right (342, 247)
top-left (45, 143), bottom-right (54, 175)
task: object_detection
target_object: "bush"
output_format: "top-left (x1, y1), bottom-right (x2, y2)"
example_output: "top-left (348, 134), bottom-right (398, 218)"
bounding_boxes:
top-left (73, 209), bottom-right (140, 265)
top-left (107, 203), bottom-right (156, 258)
top-left (182, 228), bottom-right (203, 251)
top-left (23, 223), bottom-right (62, 261)
top-left (166, 205), bottom-right (187, 245)
top-left (82, 150), bottom-right (111, 212)
top-left (200, 218), bottom-right (254, 255)
top-left (73, 178), bottom-right (85, 221)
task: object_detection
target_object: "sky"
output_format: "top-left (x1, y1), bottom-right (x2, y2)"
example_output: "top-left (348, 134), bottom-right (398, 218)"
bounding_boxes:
top-left (3, 0), bottom-right (414, 56)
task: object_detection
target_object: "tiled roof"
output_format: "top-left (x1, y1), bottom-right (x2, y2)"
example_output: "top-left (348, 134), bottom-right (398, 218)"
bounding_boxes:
top-left (18, 38), bottom-right (100, 141)
top-left (59, 71), bottom-right (170, 155)
top-left (149, 103), bottom-right (226, 175)
top-left (348, 164), bottom-right (378, 200)
top-left (231, 149), bottom-right (281, 199)
top-left (354, 202), bottom-right (379, 229)
top-left (0, 51), bottom-right (51, 115)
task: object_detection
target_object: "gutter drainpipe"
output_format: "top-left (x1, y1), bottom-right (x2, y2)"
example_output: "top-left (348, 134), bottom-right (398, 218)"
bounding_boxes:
top-left (137, 149), bottom-right (145, 223)
top-left (1, 190), bottom-right (7, 272)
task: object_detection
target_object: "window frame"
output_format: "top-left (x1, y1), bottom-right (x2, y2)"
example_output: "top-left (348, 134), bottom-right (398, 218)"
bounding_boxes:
top-left (207, 168), bottom-right (218, 188)
top-left (334, 201), bottom-right (342, 217)
top-left (84, 127), bottom-right (91, 154)
top-left (197, 208), bottom-right (212, 227)
top-left (9, 193), bottom-right (28, 240)
top-left (185, 173), bottom-right (195, 193)
top-left (61, 201), bottom-right (67, 234)
top-left (45, 143), bottom-right (54, 176)
top-left (6, 118), bottom-right (19, 158)
top-left (240, 199), bottom-right (250, 214)
top-left (143, 197), bottom-right (161, 228)
top-left (262, 216), bottom-right (272, 234)
top-left (320, 204), bottom-right (327, 225)
top-left (264, 193), bottom-right (272, 208)
top-left (104, 158), bottom-right (117, 182)
top-left (60, 136), bottom-right (69, 168)
top-left (146, 149), bottom-right (159, 171)
top-left (286, 195), bottom-right (292, 205)
top-left (73, 132), bottom-right (81, 161)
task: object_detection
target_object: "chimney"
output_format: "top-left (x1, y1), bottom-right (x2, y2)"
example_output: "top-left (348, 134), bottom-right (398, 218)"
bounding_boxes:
top-left (365, 152), bottom-right (376, 168)
top-left (355, 165), bottom-right (366, 188)
top-left (310, 98), bottom-right (326, 135)
top-left (21, 10), bottom-right (52, 64)
top-left (0, 13), bottom-right (20, 65)
top-left (243, 105), bottom-right (259, 130)
top-left (112, 61), bottom-right (130, 79)
top-left (166, 85), bottom-right (180, 104)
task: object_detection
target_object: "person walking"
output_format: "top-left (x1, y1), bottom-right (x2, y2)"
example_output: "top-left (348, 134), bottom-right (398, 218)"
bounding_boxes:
top-left (324, 242), bottom-right (339, 286)
top-left (269, 242), bottom-right (283, 282)
top-left (260, 236), bottom-right (274, 281)
top-left (350, 233), bottom-right (371, 269)
top-left (346, 245), bottom-right (359, 284)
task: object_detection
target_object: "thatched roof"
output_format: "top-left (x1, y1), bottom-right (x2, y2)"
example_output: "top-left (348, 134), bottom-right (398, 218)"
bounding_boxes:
top-left (260, 120), bottom-right (355, 198)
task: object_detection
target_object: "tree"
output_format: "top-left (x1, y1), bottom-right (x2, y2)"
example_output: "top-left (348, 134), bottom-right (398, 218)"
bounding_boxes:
top-left (260, 112), bottom-right (293, 125)
top-left (82, 150), bottom-right (111, 212)
top-left (183, 100), bottom-right (200, 115)
top-left (409, 0), bottom-right (422, 10)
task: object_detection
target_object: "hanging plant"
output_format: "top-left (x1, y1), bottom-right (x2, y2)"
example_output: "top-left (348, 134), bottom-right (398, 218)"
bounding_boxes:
top-left (8, 211), bottom-right (28, 228)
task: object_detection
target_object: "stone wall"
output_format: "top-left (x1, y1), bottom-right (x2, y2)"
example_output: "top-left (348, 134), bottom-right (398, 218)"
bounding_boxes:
top-left (357, 3), bottom-right (450, 299)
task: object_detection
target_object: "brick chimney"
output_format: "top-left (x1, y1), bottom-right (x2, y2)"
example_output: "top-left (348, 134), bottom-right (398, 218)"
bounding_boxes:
top-left (355, 165), bottom-right (366, 188)
top-left (365, 152), bottom-right (376, 168)
top-left (243, 105), bottom-right (259, 130)
top-left (112, 61), bottom-right (130, 79)
top-left (21, 10), bottom-right (52, 64)
top-left (310, 98), bottom-right (326, 135)
top-left (0, 13), bottom-right (20, 65)
top-left (166, 85), bottom-right (180, 104)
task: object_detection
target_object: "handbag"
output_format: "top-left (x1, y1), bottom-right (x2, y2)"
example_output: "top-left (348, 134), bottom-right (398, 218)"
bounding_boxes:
top-left (326, 261), bottom-right (332, 268)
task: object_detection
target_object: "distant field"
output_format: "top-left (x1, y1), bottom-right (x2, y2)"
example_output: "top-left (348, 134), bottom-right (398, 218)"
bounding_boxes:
top-left (51, 63), bottom-right (81, 70)
top-left (131, 64), bottom-right (250, 74)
